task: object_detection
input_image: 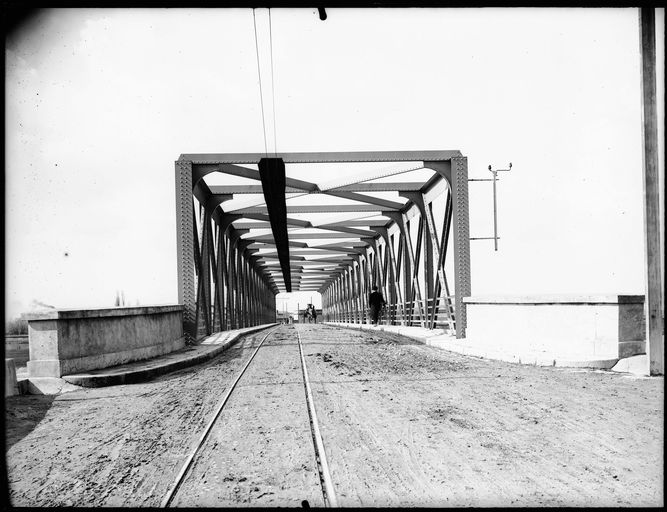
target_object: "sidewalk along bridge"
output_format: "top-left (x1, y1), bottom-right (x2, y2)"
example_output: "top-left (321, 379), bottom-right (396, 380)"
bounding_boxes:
top-left (175, 151), bottom-right (471, 342)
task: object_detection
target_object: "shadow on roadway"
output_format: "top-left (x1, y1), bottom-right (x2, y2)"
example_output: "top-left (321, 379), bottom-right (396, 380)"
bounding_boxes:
top-left (4, 394), bottom-right (55, 450)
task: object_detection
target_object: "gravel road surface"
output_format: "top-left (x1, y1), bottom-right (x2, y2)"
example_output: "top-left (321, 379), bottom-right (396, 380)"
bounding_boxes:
top-left (4, 323), bottom-right (663, 507)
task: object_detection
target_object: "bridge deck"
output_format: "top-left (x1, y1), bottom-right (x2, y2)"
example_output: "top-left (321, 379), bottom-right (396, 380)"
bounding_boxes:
top-left (5, 324), bottom-right (663, 507)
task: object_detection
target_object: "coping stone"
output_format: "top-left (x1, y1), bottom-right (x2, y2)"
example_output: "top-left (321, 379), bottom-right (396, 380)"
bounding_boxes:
top-left (463, 294), bottom-right (644, 305)
top-left (23, 304), bottom-right (184, 321)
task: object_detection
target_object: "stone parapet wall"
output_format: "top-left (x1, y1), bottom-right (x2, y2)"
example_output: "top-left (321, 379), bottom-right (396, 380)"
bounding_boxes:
top-left (24, 305), bottom-right (184, 378)
top-left (463, 295), bottom-right (645, 359)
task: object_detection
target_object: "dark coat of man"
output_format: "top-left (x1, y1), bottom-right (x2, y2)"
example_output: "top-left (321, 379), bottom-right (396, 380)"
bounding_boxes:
top-left (368, 287), bottom-right (386, 324)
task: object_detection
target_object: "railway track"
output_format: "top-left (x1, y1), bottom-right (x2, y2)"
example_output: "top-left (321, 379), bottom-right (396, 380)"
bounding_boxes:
top-left (160, 325), bottom-right (337, 508)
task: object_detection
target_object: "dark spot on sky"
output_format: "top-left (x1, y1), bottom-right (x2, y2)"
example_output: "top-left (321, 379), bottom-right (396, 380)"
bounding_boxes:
top-left (64, 252), bottom-right (69, 257)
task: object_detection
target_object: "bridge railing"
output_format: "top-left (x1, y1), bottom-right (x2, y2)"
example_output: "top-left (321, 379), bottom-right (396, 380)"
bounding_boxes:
top-left (324, 296), bottom-right (456, 332)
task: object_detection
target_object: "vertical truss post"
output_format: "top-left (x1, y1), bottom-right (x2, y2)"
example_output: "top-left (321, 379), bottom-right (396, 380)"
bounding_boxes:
top-left (327, 283), bottom-right (332, 321)
top-left (242, 257), bottom-right (249, 327)
top-left (254, 268), bottom-right (261, 325)
top-left (201, 214), bottom-right (212, 335)
top-left (343, 271), bottom-right (347, 321)
top-left (338, 272), bottom-right (344, 322)
top-left (348, 266), bottom-right (355, 323)
top-left (252, 263), bottom-right (258, 325)
top-left (237, 254), bottom-right (245, 327)
top-left (333, 274), bottom-right (339, 322)
top-left (425, 159), bottom-right (471, 338)
top-left (369, 239), bottom-right (381, 288)
top-left (269, 284), bottom-right (276, 323)
top-left (401, 216), bottom-right (426, 328)
top-left (412, 218), bottom-right (426, 327)
top-left (401, 192), bottom-right (439, 329)
top-left (175, 160), bottom-right (196, 343)
top-left (340, 275), bottom-right (344, 322)
top-left (246, 257), bottom-right (252, 325)
top-left (330, 280), bottom-right (336, 321)
top-left (363, 237), bottom-right (379, 323)
top-left (228, 238), bottom-right (236, 329)
top-left (363, 251), bottom-right (371, 323)
top-left (387, 233), bottom-right (403, 325)
top-left (394, 234), bottom-right (405, 325)
top-left (347, 264), bottom-right (354, 323)
top-left (428, 194), bottom-right (455, 332)
top-left (422, 211), bottom-right (434, 323)
top-left (210, 217), bottom-right (223, 332)
top-left (351, 261), bottom-right (358, 323)
top-left (239, 248), bottom-right (249, 327)
top-left (341, 274), bottom-right (345, 322)
top-left (326, 288), bottom-right (331, 321)
top-left (450, 157), bottom-right (471, 337)
top-left (256, 270), bottom-right (263, 325)
top-left (192, 204), bottom-right (208, 338)
top-left (225, 235), bottom-right (235, 330)
top-left (216, 219), bottom-right (225, 331)
top-left (387, 212), bottom-right (413, 326)
top-left (322, 289), bottom-right (327, 320)
top-left (229, 235), bottom-right (240, 328)
top-left (248, 264), bottom-right (255, 326)
top-left (355, 257), bottom-right (363, 324)
top-left (381, 241), bottom-right (390, 317)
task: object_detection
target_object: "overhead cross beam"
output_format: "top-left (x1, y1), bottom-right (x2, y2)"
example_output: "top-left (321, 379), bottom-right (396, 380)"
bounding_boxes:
top-left (258, 157), bottom-right (292, 292)
top-left (230, 204), bottom-right (401, 214)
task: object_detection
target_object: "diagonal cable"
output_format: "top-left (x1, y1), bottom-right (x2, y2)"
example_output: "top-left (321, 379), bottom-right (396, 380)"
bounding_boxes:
top-left (252, 9), bottom-right (268, 156)
top-left (268, 8), bottom-right (278, 156)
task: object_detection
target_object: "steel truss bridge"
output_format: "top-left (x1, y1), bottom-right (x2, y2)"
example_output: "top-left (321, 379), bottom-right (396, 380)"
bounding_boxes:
top-left (175, 151), bottom-right (470, 342)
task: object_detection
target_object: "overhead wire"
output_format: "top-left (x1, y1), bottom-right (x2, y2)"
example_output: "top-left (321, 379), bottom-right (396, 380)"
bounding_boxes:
top-left (252, 8), bottom-right (269, 156)
top-left (268, 8), bottom-right (278, 156)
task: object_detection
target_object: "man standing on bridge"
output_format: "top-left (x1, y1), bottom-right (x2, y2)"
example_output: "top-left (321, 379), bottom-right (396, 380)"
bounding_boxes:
top-left (368, 286), bottom-right (386, 326)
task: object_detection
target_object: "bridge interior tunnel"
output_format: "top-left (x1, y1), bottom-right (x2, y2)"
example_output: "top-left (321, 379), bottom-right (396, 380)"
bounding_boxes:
top-left (276, 292), bottom-right (323, 322)
top-left (175, 151), bottom-right (471, 343)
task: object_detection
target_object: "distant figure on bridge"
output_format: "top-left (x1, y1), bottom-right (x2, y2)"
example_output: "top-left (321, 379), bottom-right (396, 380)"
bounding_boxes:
top-left (368, 286), bottom-right (386, 325)
top-left (304, 304), bottom-right (317, 323)
top-left (303, 304), bottom-right (315, 323)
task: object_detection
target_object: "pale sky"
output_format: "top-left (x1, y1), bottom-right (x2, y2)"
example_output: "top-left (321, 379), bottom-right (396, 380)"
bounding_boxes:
top-left (5, 8), bottom-right (664, 318)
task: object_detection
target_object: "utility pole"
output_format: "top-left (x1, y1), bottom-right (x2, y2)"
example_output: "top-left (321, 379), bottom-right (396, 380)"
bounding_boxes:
top-left (639, 7), bottom-right (664, 375)
top-left (487, 163), bottom-right (512, 251)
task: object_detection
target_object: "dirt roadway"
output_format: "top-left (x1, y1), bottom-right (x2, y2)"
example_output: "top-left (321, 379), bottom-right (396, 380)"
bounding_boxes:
top-left (4, 323), bottom-right (664, 507)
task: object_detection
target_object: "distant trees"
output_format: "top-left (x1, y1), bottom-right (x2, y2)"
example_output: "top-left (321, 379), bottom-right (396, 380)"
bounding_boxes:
top-left (5, 299), bottom-right (55, 334)
top-left (114, 290), bottom-right (126, 307)
top-left (5, 317), bottom-right (28, 335)
top-left (114, 291), bottom-right (140, 307)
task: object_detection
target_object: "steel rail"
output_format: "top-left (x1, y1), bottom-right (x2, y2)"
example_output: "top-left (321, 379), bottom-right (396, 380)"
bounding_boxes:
top-left (161, 326), bottom-right (281, 508)
top-left (296, 330), bottom-right (339, 507)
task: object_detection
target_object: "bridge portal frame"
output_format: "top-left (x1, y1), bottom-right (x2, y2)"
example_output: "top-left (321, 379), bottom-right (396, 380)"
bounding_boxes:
top-left (175, 151), bottom-right (471, 342)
